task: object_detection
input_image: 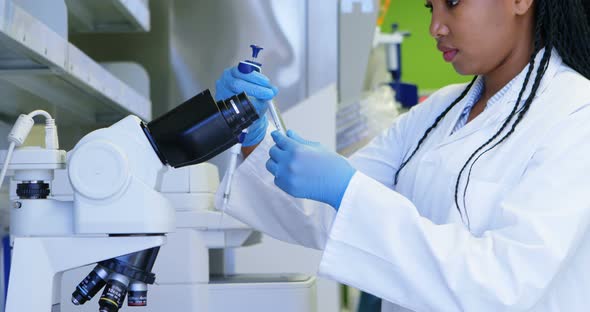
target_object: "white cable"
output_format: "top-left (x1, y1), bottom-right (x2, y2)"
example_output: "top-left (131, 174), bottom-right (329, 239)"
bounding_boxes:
top-left (0, 142), bottom-right (15, 191)
top-left (26, 110), bottom-right (58, 150)
top-left (27, 110), bottom-right (52, 120)
top-left (0, 109), bottom-right (57, 190)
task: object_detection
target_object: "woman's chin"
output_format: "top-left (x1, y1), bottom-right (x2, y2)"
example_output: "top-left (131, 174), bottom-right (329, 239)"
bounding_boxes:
top-left (452, 62), bottom-right (478, 76)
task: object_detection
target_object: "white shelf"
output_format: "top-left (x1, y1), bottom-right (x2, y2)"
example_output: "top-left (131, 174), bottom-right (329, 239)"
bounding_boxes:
top-left (66, 0), bottom-right (150, 33)
top-left (0, 0), bottom-right (151, 125)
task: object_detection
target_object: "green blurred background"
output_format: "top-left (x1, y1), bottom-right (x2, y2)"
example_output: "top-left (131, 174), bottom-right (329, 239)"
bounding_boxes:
top-left (380, 0), bottom-right (469, 91)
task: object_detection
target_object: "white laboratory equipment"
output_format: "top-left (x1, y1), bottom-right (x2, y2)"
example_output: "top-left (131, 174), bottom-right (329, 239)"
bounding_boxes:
top-left (0, 0), bottom-right (331, 310)
top-left (4, 114), bottom-right (173, 312)
top-left (2, 89), bottom-right (316, 312)
top-left (60, 155), bottom-right (317, 312)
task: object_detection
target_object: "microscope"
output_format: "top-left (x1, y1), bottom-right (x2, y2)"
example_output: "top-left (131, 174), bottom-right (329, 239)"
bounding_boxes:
top-left (3, 90), bottom-right (258, 312)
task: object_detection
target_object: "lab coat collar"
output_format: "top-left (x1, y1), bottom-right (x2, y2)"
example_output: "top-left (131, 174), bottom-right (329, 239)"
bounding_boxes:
top-left (436, 48), bottom-right (563, 148)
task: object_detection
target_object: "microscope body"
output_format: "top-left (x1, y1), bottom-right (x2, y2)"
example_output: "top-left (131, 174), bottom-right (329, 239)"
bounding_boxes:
top-left (5, 90), bottom-right (259, 312)
top-left (59, 161), bottom-right (316, 312)
top-left (6, 116), bottom-right (174, 312)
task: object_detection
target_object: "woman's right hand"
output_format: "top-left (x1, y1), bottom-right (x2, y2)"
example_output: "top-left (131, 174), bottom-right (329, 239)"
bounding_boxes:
top-left (215, 67), bottom-right (279, 147)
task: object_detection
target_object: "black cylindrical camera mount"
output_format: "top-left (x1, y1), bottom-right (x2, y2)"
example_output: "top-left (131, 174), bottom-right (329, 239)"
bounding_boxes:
top-left (142, 89), bottom-right (259, 168)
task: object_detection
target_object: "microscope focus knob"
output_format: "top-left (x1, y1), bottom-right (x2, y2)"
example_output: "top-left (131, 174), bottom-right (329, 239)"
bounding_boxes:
top-left (69, 140), bottom-right (131, 200)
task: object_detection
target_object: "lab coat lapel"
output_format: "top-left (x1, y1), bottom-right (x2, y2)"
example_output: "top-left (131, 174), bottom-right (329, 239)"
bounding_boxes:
top-left (411, 49), bottom-right (563, 226)
top-left (434, 48), bottom-right (562, 150)
top-left (437, 97), bottom-right (512, 148)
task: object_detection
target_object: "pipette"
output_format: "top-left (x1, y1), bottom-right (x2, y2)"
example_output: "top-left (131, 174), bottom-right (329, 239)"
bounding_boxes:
top-left (237, 44), bottom-right (287, 134)
top-left (223, 45), bottom-right (285, 208)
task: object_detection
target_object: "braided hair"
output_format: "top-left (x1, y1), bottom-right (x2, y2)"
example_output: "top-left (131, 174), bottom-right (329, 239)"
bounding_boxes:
top-left (394, 0), bottom-right (590, 228)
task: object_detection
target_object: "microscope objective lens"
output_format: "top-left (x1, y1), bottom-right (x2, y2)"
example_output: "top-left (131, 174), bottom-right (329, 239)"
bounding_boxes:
top-left (71, 265), bottom-right (109, 305)
top-left (98, 274), bottom-right (129, 312)
top-left (128, 281), bottom-right (148, 307)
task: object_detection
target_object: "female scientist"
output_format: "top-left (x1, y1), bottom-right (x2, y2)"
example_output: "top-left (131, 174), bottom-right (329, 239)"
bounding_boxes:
top-left (214, 0), bottom-right (590, 310)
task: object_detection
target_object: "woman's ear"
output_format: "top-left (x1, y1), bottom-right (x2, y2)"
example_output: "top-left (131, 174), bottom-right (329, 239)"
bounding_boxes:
top-left (514, 0), bottom-right (535, 16)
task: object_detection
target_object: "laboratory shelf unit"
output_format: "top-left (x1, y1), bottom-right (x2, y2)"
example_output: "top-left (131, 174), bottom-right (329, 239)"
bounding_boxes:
top-left (66, 0), bottom-right (150, 33)
top-left (0, 0), bottom-right (151, 125)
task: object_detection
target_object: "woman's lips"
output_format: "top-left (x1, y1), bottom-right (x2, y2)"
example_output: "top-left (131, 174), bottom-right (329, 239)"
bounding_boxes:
top-left (443, 49), bottom-right (458, 62)
top-left (437, 43), bottom-right (459, 62)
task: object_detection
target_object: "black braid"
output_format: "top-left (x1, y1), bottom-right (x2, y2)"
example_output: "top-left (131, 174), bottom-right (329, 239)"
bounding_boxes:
top-left (454, 57), bottom-right (536, 226)
top-left (461, 47), bottom-right (552, 227)
top-left (458, 0), bottom-right (590, 228)
top-left (393, 76), bottom-right (477, 185)
top-left (455, 1), bottom-right (549, 227)
top-left (551, 0), bottom-right (590, 79)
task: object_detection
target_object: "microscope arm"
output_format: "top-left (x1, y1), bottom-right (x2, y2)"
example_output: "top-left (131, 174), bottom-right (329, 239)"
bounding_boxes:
top-left (68, 115), bottom-right (175, 234)
top-left (68, 89), bottom-right (258, 235)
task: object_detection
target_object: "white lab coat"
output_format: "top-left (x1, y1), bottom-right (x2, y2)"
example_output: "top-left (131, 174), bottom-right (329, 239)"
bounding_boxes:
top-left (215, 50), bottom-right (590, 311)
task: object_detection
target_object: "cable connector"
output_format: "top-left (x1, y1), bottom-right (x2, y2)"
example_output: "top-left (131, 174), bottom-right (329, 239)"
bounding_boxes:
top-left (1, 110), bottom-right (58, 191)
top-left (7, 110), bottom-right (59, 149)
top-left (7, 114), bottom-right (34, 146)
top-left (44, 118), bottom-right (59, 150)
top-left (26, 110), bottom-right (59, 149)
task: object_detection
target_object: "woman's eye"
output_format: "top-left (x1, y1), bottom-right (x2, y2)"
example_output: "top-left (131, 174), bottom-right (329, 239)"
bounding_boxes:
top-left (447, 0), bottom-right (460, 7)
top-left (425, 0), bottom-right (458, 13)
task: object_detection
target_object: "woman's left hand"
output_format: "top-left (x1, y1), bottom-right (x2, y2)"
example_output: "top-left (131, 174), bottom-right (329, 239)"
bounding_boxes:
top-left (266, 130), bottom-right (356, 210)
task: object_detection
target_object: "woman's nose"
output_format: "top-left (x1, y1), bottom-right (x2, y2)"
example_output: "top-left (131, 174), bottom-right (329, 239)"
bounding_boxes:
top-left (429, 11), bottom-right (450, 39)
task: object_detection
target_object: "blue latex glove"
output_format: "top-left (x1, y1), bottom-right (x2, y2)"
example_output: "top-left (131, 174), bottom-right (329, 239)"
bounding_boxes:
top-left (216, 67), bottom-right (279, 146)
top-left (266, 130), bottom-right (356, 210)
